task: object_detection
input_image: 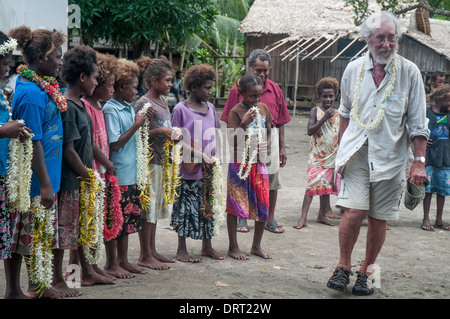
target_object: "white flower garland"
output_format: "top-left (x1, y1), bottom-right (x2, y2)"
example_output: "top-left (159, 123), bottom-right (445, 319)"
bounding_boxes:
top-left (28, 196), bottom-right (54, 294)
top-left (238, 106), bottom-right (263, 180)
top-left (135, 102), bottom-right (153, 209)
top-left (79, 168), bottom-right (105, 264)
top-left (210, 156), bottom-right (226, 236)
top-left (1, 89), bottom-right (34, 212)
top-left (0, 37), bottom-right (17, 56)
top-left (351, 53), bottom-right (398, 131)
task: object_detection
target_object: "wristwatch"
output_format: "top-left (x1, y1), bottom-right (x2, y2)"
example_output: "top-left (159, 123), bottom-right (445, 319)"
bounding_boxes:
top-left (414, 156), bottom-right (425, 163)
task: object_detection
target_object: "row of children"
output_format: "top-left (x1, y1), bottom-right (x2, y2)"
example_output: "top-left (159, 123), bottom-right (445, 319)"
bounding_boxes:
top-left (0, 26), bottom-right (275, 299)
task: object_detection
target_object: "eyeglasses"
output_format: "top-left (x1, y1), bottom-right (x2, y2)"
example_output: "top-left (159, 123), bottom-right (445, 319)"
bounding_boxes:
top-left (373, 35), bottom-right (397, 44)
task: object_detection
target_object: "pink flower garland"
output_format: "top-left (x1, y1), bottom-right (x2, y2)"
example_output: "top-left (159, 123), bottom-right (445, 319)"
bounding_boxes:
top-left (103, 174), bottom-right (123, 241)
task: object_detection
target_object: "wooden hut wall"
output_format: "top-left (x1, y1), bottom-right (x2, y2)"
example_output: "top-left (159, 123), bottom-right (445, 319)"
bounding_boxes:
top-left (398, 36), bottom-right (449, 74)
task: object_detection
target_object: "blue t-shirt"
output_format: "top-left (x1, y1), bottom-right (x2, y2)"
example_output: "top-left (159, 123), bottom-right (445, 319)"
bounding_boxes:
top-left (0, 85), bottom-right (11, 175)
top-left (103, 98), bottom-right (137, 186)
top-left (12, 77), bottom-right (63, 197)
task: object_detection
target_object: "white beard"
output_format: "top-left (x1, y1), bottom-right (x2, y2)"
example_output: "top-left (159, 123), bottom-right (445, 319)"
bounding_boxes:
top-left (369, 46), bottom-right (397, 65)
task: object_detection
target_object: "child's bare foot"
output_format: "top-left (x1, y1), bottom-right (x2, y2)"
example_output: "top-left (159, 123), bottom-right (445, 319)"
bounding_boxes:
top-left (228, 247), bottom-right (249, 260)
top-left (201, 247), bottom-right (225, 260)
top-left (138, 255), bottom-right (170, 270)
top-left (120, 261), bottom-right (147, 274)
top-left (316, 216), bottom-right (335, 226)
top-left (153, 251), bottom-right (175, 263)
top-left (104, 264), bottom-right (135, 279)
top-left (92, 264), bottom-right (116, 280)
top-left (293, 218), bottom-right (308, 229)
top-left (176, 249), bottom-right (201, 262)
top-left (81, 272), bottom-right (116, 286)
top-left (250, 246), bottom-right (272, 259)
top-left (48, 281), bottom-right (81, 298)
top-left (325, 209), bottom-right (341, 219)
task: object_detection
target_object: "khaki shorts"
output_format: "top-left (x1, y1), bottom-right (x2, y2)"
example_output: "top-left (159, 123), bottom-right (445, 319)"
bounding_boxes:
top-left (336, 145), bottom-right (405, 221)
top-left (267, 127), bottom-right (282, 191)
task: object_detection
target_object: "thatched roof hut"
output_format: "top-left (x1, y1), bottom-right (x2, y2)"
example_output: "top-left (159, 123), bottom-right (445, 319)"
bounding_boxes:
top-left (240, 0), bottom-right (450, 108)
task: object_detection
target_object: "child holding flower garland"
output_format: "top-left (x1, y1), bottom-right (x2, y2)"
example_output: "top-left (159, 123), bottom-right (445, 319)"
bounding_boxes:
top-left (134, 57), bottom-right (179, 269)
top-left (8, 26), bottom-right (65, 299)
top-left (170, 64), bottom-right (224, 262)
top-left (0, 31), bottom-right (34, 298)
top-left (226, 74), bottom-right (272, 260)
top-left (81, 52), bottom-right (118, 283)
top-left (57, 46), bottom-right (114, 292)
top-left (103, 58), bottom-right (153, 279)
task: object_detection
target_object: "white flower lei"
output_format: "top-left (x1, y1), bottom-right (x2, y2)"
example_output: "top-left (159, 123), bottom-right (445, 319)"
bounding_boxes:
top-left (351, 53), bottom-right (398, 131)
top-left (79, 168), bottom-right (105, 264)
top-left (135, 102), bottom-right (154, 208)
top-left (28, 196), bottom-right (54, 294)
top-left (1, 89), bottom-right (34, 212)
top-left (238, 106), bottom-right (263, 180)
top-left (0, 37), bottom-right (17, 56)
top-left (210, 156), bottom-right (225, 236)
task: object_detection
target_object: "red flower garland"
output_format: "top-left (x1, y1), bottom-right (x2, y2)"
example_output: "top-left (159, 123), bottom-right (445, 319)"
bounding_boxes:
top-left (17, 64), bottom-right (68, 112)
top-left (103, 174), bottom-right (123, 241)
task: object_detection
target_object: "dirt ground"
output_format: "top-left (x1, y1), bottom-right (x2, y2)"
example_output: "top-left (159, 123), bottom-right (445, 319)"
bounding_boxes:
top-left (1, 109), bottom-right (449, 305)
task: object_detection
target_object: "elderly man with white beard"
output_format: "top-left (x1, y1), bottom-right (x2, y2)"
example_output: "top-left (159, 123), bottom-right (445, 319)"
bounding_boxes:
top-left (326, 11), bottom-right (429, 296)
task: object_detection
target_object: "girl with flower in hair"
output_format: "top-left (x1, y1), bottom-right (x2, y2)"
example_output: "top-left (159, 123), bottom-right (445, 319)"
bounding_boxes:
top-left (103, 58), bottom-right (153, 279)
top-left (134, 57), bottom-right (180, 269)
top-left (7, 25), bottom-right (65, 299)
top-left (170, 64), bottom-right (224, 263)
top-left (0, 30), bottom-right (33, 298)
top-left (226, 74), bottom-right (272, 260)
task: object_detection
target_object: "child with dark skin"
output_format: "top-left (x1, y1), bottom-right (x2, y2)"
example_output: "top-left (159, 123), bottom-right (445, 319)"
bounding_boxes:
top-left (103, 59), bottom-right (154, 279)
top-left (294, 78), bottom-right (341, 230)
top-left (226, 74), bottom-right (272, 260)
top-left (170, 64), bottom-right (224, 262)
top-left (6, 26), bottom-right (65, 299)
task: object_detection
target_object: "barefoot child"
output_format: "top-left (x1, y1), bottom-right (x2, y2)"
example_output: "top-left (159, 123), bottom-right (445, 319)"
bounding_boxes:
top-left (294, 77), bottom-right (340, 230)
top-left (8, 26), bottom-right (65, 299)
top-left (134, 58), bottom-right (179, 269)
top-left (80, 52), bottom-right (118, 285)
top-left (171, 64), bottom-right (224, 262)
top-left (56, 46), bottom-right (100, 295)
top-left (0, 31), bottom-right (34, 298)
top-left (422, 84), bottom-right (450, 231)
top-left (226, 74), bottom-right (272, 260)
top-left (103, 58), bottom-right (153, 278)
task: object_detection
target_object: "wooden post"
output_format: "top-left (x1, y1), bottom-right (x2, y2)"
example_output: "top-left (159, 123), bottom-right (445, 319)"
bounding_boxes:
top-left (293, 47), bottom-right (299, 118)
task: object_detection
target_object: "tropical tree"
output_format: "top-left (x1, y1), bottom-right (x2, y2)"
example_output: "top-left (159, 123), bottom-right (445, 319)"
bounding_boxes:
top-left (70, 0), bottom-right (217, 58)
top-left (346, 0), bottom-right (450, 24)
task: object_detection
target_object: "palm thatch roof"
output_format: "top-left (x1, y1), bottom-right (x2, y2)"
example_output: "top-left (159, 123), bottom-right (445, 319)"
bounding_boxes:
top-left (240, 0), bottom-right (450, 61)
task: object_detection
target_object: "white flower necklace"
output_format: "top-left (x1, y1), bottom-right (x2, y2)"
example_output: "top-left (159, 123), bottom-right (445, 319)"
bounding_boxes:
top-left (27, 196), bottom-right (54, 295)
top-left (210, 156), bottom-right (226, 235)
top-left (135, 102), bottom-right (154, 210)
top-left (0, 37), bottom-right (17, 56)
top-left (351, 53), bottom-right (398, 131)
top-left (1, 89), bottom-right (34, 213)
top-left (79, 168), bottom-right (106, 264)
top-left (238, 106), bottom-right (263, 180)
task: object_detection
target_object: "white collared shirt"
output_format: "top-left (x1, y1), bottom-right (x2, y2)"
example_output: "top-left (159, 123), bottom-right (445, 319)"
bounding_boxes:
top-left (336, 53), bottom-right (429, 182)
